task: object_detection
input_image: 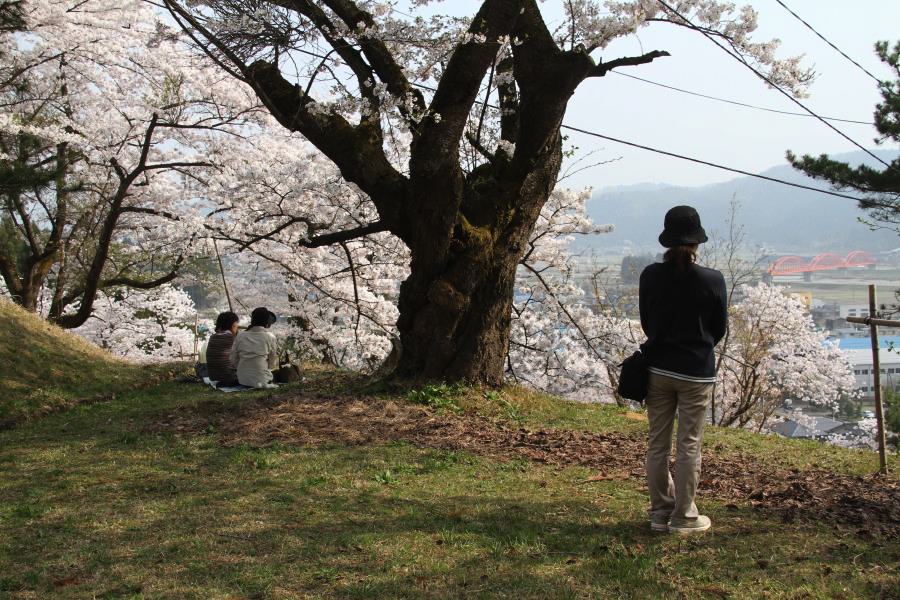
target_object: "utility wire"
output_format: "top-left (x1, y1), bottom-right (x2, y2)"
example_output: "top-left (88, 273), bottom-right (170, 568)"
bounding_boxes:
top-left (773, 0), bottom-right (883, 85)
top-left (560, 124), bottom-right (866, 202)
top-left (654, 0), bottom-right (894, 173)
top-left (409, 81), bottom-right (869, 203)
top-left (612, 71), bottom-right (874, 125)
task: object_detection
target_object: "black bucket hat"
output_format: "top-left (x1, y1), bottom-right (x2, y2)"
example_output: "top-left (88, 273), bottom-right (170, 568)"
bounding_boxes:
top-left (658, 205), bottom-right (708, 248)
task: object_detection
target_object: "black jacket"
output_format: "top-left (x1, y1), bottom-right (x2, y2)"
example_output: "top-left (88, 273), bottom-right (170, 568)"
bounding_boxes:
top-left (638, 261), bottom-right (727, 379)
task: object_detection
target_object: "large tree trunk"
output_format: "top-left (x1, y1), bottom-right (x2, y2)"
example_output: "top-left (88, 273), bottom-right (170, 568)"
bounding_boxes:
top-left (395, 243), bottom-right (520, 385)
top-left (394, 132), bottom-right (563, 385)
top-left (19, 271), bottom-right (46, 312)
top-left (1, 258), bottom-right (55, 313)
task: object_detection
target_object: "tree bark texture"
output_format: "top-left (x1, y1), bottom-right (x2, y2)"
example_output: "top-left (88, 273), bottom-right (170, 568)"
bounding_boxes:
top-left (395, 131), bottom-right (564, 385)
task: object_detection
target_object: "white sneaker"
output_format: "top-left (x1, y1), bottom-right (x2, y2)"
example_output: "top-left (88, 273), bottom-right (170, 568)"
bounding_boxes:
top-left (255, 382), bottom-right (278, 389)
top-left (650, 521), bottom-right (669, 533)
top-left (668, 515), bottom-right (711, 534)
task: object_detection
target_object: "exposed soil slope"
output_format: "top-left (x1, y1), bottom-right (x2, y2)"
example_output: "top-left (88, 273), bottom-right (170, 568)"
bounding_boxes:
top-left (155, 391), bottom-right (900, 538)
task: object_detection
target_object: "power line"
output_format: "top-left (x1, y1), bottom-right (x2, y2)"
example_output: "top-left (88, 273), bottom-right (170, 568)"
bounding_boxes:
top-left (612, 71), bottom-right (874, 125)
top-left (653, 0), bottom-right (894, 173)
top-left (773, 0), bottom-right (882, 85)
top-left (409, 81), bottom-right (869, 203)
top-left (560, 124), bottom-right (866, 202)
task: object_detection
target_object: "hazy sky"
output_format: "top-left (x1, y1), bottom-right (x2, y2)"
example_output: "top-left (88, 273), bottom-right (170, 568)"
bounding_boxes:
top-left (559, 0), bottom-right (900, 191)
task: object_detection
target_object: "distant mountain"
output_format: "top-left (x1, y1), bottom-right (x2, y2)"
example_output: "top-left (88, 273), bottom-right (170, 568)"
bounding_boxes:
top-left (577, 150), bottom-right (899, 254)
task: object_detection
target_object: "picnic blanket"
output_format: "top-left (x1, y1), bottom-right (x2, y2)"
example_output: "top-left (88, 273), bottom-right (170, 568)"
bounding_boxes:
top-left (202, 376), bottom-right (259, 393)
top-left (194, 363), bottom-right (286, 392)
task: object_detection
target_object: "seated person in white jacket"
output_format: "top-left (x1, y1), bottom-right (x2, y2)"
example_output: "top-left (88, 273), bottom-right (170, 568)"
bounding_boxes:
top-left (231, 307), bottom-right (279, 389)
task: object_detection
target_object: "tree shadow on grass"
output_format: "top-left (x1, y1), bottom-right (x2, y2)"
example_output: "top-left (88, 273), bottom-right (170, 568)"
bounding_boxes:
top-left (1, 428), bottom-right (891, 599)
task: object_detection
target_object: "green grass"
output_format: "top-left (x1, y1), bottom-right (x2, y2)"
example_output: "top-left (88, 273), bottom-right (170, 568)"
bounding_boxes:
top-left (437, 384), bottom-right (649, 436)
top-left (0, 298), bottom-right (175, 427)
top-left (0, 377), bottom-right (897, 598)
top-left (0, 305), bottom-right (897, 598)
top-left (703, 424), bottom-right (900, 476)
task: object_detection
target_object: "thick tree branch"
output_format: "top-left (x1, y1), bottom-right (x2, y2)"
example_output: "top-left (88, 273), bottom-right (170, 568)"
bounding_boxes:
top-left (318, 0), bottom-right (426, 117)
top-left (234, 216), bottom-right (320, 250)
top-left (465, 132), bottom-right (496, 163)
top-left (300, 221), bottom-right (387, 248)
top-left (0, 252), bottom-right (22, 298)
top-left (275, 0), bottom-right (381, 112)
top-left (99, 263), bottom-right (184, 290)
top-left (143, 160), bottom-right (214, 171)
top-left (496, 52), bottom-right (519, 144)
top-left (164, 0), bottom-right (407, 231)
top-left (244, 60), bottom-right (406, 225)
top-left (474, 56), bottom-right (497, 148)
top-left (119, 206), bottom-right (182, 221)
top-left (161, 0), bottom-right (249, 82)
top-left (588, 50), bottom-right (671, 77)
top-left (505, 1), bottom-right (580, 171)
top-left (53, 115), bottom-right (163, 328)
top-left (414, 0), bottom-right (523, 159)
top-left (9, 193), bottom-right (40, 255)
top-left (56, 251), bottom-right (188, 323)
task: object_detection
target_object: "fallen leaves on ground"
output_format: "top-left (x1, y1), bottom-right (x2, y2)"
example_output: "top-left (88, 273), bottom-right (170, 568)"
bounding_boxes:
top-left (150, 392), bottom-right (900, 538)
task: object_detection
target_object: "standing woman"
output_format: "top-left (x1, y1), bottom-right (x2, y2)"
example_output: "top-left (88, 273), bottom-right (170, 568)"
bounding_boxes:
top-left (639, 206), bottom-right (727, 534)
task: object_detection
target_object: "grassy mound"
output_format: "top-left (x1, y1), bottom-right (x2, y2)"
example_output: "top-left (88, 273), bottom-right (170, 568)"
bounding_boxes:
top-left (0, 371), bottom-right (896, 598)
top-left (0, 298), bottom-right (170, 427)
top-left (0, 330), bottom-right (897, 597)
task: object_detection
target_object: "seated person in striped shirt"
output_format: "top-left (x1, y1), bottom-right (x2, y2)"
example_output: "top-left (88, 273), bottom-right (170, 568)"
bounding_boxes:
top-left (207, 311), bottom-right (240, 387)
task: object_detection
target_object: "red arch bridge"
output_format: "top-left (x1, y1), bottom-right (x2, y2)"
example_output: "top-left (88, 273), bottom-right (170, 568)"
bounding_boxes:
top-left (767, 251), bottom-right (876, 276)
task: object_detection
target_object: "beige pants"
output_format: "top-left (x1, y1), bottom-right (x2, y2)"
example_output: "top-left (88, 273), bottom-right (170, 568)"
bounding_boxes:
top-left (645, 371), bottom-right (713, 525)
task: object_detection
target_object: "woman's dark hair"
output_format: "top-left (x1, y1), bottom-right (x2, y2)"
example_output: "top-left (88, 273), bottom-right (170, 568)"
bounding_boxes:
top-left (214, 311), bottom-right (239, 333)
top-left (250, 306), bottom-right (276, 328)
top-left (664, 245), bottom-right (698, 271)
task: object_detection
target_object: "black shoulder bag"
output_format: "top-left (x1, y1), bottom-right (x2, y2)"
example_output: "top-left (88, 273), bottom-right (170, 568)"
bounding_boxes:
top-left (617, 345), bottom-right (650, 403)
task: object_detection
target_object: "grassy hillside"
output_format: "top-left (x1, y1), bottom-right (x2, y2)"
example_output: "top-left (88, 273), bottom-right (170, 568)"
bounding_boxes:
top-left (0, 298), bottom-right (172, 427)
top-left (1, 359), bottom-right (897, 598)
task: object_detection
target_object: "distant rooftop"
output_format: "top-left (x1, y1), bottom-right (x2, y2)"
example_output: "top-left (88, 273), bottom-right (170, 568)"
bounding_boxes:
top-left (771, 416), bottom-right (844, 439)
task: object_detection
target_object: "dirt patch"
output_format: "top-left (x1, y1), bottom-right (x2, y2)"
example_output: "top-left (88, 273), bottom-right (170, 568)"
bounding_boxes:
top-left (152, 392), bottom-right (900, 538)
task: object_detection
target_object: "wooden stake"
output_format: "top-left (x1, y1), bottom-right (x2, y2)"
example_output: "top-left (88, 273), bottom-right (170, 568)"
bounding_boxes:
top-left (193, 312), bottom-right (199, 360)
top-left (868, 285), bottom-right (888, 475)
top-left (213, 238), bottom-right (234, 313)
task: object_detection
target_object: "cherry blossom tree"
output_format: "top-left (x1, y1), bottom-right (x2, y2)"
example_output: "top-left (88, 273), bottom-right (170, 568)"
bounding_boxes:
top-left (204, 135), bottom-right (630, 387)
top-left (508, 186), bottom-right (639, 402)
top-left (0, 270), bottom-right (200, 361)
top-left (161, 0), bottom-right (811, 385)
top-left (698, 197), bottom-right (765, 421)
top-left (0, 0), bottom-right (259, 325)
top-left (201, 131), bottom-right (407, 369)
top-left (714, 283), bottom-right (857, 431)
top-left (817, 415), bottom-right (878, 451)
top-left (71, 284), bottom-right (197, 361)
